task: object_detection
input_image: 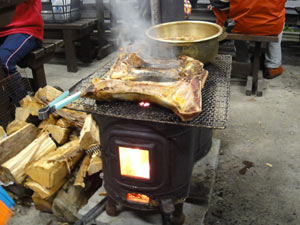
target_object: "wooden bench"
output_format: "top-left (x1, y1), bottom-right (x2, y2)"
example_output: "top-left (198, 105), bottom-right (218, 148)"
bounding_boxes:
top-left (226, 33), bottom-right (279, 96)
top-left (18, 39), bottom-right (64, 92)
top-left (44, 18), bottom-right (98, 73)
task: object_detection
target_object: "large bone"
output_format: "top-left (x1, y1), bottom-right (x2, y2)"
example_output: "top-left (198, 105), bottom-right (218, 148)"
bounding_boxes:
top-left (105, 53), bottom-right (207, 84)
top-left (81, 76), bottom-right (205, 121)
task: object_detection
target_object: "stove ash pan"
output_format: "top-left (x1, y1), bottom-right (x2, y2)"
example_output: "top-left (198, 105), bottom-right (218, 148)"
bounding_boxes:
top-left (95, 115), bottom-right (212, 211)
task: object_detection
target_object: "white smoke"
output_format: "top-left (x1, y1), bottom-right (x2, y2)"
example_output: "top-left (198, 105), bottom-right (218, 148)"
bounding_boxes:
top-left (111, 0), bottom-right (152, 49)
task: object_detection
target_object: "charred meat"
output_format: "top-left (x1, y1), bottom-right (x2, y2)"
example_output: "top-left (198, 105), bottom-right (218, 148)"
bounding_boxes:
top-left (81, 77), bottom-right (202, 121)
top-left (105, 53), bottom-right (207, 85)
top-left (82, 52), bottom-right (208, 121)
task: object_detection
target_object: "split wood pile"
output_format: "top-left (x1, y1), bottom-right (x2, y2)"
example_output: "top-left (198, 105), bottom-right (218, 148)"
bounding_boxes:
top-left (0, 86), bottom-right (103, 222)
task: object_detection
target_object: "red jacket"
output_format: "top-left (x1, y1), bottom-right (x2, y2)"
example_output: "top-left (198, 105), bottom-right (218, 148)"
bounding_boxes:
top-left (0, 0), bottom-right (44, 41)
top-left (213, 0), bottom-right (286, 36)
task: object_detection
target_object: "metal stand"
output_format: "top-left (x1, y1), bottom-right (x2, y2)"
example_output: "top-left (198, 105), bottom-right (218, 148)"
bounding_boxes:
top-left (171, 203), bottom-right (185, 225)
top-left (106, 196), bottom-right (118, 217)
top-left (74, 197), bottom-right (107, 225)
top-left (161, 212), bottom-right (172, 225)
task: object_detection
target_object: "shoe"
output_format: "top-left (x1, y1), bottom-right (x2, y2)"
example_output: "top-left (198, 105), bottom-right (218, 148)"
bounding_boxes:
top-left (264, 66), bottom-right (283, 79)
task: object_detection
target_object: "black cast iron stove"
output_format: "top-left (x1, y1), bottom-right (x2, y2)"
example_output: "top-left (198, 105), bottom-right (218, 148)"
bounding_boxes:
top-left (68, 55), bottom-right (231, 224)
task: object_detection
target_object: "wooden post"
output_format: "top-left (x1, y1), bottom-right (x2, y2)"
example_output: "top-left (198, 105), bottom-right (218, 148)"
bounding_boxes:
top-left (160, 0), bottom-right (184, 23)
top-left (32, 65), bottom-right (47, 92)
top-left (63, 30), bottom-right (78, 73)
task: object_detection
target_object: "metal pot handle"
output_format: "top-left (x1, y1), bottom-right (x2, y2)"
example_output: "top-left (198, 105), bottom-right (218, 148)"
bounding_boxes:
top-left (218, 30), bottom-right (228, 41)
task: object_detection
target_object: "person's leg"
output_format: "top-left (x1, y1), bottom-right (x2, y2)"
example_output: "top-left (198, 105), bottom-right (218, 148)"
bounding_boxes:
top-left (0, 33), bottom-right (40, 104)
top-left (0, 33), bottom-right (40, 76)
top-left (264, 30), bottom-right (283, 79)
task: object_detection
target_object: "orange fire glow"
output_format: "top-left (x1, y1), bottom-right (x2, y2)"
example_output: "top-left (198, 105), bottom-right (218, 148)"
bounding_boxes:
top-left (126, 193), bottom-right (150, 204)
top-left (119, 147), bottom-right (150, 179)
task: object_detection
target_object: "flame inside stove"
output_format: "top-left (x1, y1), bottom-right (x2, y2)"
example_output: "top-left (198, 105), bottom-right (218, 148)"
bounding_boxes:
top-left (127, 193), bottom-right (150, 204)
top-left (119, 147), bottom-right (150, 180)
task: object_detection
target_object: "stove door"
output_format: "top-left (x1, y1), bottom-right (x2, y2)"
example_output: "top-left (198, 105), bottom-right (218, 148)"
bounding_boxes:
top-left (102, 124), bottom-right (171, 193)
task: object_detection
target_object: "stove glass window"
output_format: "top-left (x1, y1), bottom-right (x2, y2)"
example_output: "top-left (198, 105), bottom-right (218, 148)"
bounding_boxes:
top-left (119, 147), bottom-right (150, 180)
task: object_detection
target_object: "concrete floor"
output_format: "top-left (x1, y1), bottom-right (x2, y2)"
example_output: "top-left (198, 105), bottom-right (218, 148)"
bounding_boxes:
top-left (204, 65), bottom-right (300, 225)
top-left (9, 52), bottom-right (300, 225)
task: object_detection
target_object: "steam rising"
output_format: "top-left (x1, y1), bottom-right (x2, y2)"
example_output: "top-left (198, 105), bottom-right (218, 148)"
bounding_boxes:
top-left (110, 0), bottom-right (178, 59)
top-left (111, 0), bottom-right (151, 49)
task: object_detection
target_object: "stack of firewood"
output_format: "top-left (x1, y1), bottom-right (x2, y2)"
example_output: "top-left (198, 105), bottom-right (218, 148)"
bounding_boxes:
top-left (0, 86), bottom-right (103, 222)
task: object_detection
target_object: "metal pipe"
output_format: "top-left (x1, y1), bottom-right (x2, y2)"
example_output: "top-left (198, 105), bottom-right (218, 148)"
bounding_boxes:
top-left (150, 0), bottom-right (161, 25)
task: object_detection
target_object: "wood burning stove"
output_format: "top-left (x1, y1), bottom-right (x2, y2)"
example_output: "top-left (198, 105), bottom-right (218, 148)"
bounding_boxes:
top-left (94, 115), bottom-right (211, 216)
top-left (68, 55), bottom-right (231, 224)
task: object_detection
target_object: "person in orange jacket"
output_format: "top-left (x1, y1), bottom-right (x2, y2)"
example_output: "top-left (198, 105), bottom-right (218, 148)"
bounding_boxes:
top-left (209, 0), bottom-right (286, 79)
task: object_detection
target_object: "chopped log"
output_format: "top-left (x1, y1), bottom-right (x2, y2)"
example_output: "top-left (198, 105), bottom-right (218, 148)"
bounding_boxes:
top-left (19, 95), bottom-right (44, 116)
top-left (32, 193), bottom-right (54, 213)
top-left (56, 108), bottom-right (86, 129)
top-left (56, 118), bottom-right (74, 128)
top-left (74, 154), bottom-right (91, 188)
top-left (1, 133), bottom-right (56, 184)
top-left (87, 154), bottom-right (102, 176)
top-left (15, 107), bottom-right (40, 126)
top-left (79, 114), bottom-right (100, 150)
top-left (25, 178), bottom-right (66, 200)
top-left (25, 140), bottom-right (83, 189)
top-left (52, 170), bottom-right (102, 222)
top-left (69, 129), bottom-right (80, 141)
top-left (0, 126), bottom-right (6, 140)
top-left (15, 107), bottom-right (30, 121)
top-left (52, 178), bottom-right (87, 222)
top-left (0, 123), bottom-right (38, 165)
top-left (38, 115), bottom-right (57, 130)
top-left (35, 86), bottom-right (86, 128)
top-left (6, 120), bottom-right (28, 136)
top-left (44, 124), bottom-right (69, 145)
top-left (35, 85), bottom-right (63, 103)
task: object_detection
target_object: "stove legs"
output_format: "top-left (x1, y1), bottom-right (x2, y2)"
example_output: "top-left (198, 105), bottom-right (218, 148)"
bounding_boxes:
top-left (161, 201), bottom-right (185, 225)
top-left (105, 196), bottom-right (185, 225)
top-left (171, 203), bottom-right (185, 225)
top-left (161, 212), bottom-right (172, 225)
top-left (106, 196), bottom-right (117, 216)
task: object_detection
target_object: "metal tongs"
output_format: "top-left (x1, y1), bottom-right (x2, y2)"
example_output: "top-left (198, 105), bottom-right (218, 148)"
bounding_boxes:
top-left (38, 90), bottom-right (82, 120)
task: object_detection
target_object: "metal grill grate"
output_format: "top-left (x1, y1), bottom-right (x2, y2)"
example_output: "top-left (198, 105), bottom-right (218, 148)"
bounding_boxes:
top-left (0, 75), bottom-right (33, 128)
top-left (68, 55), bottom-right (232, 129)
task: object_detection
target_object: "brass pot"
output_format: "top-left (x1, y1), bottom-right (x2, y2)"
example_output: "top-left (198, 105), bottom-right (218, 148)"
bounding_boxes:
top-left (145, 21), bottom-right (225, 64)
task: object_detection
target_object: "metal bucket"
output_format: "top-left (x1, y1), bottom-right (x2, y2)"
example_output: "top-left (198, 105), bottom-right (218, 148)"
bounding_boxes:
top-left (145, 21), bottom-right (225, 64)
